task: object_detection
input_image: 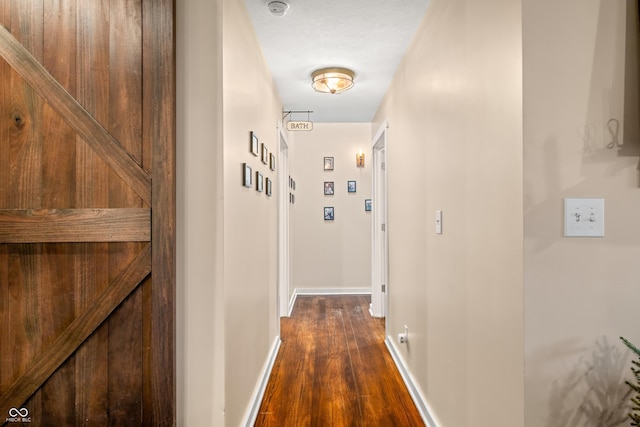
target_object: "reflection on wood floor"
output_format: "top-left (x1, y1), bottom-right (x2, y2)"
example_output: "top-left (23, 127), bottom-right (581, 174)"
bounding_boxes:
top-left (255, 295), bottom-right (425, 426)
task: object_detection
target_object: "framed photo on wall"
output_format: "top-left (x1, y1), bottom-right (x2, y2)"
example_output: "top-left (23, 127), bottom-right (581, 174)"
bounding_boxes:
top-left (261, 143), bottom-right (269, 164)
top-left (324, 207), bottom-right (334, 221)
top-left (324, 156), bottom-right (334, 171)
top-left (324, 181), bottom-right (334, 195)
top-left (250, 132), bottom-right (259, 156)
top-left (256, 171), bottom-right (264, 192)
top-left (243, 163), bottom-right (252, 187)
top-left (347, 180), bottom-right (356, 193)
top-left (365, 199), bottom-right (372, 211)
top-left (266, 177), bottom-right (272, 197)
top-left (270, 153), bottom-right (276, 171)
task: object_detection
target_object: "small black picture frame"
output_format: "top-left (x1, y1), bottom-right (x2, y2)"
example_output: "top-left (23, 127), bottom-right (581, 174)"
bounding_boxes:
top-left (256, 171), bottom-right (264, 192)
top-left (324, 157), bottom-right (334, 171)
top-left (324, 181), bottom-right (334, 195)
top-left (261, 143), bottom-right (269, 164)
top-left (324, 207), bottom-right (334, 221)
top-left (250, 132), bottom-right (259, 156)
top-left (243, 163), bottom-right (252, 187)
top-left (365, 199), bottom-right (372, 212)
top-left (347, 180), bottom-right (356, 193)
top-left (270, 153), bottom-right (276, 171)
top-left (266, 177), bottom-right (272, 197)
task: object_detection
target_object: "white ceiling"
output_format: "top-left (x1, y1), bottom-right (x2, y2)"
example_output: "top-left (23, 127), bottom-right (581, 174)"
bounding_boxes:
top-left (244, 0), bottom-right (431, 123)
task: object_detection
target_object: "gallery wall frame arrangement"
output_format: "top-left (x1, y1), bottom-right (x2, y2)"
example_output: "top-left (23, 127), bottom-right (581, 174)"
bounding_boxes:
top-left (324, 206), bottom-right (335, 221)
top-left (245, 131), bottom-right (275, 199)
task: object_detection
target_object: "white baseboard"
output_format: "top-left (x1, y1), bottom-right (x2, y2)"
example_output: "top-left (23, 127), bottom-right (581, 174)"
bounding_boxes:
top-left (242, 336), bottom-right (282, 427)
top-left (294, 287), bottom-right (371, 296)
top-left (287, 291), bottom-right (296, 317)
top-left (287, 288), bottom-right (371, 316)
top-left (385, 336), bottom-right (441, 427)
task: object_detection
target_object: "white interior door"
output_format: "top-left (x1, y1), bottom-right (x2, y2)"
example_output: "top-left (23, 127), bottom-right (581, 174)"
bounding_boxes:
top-left (278, 130), bottom-right (291, 317)
top-left (371, 124), bottom-right (388, 318)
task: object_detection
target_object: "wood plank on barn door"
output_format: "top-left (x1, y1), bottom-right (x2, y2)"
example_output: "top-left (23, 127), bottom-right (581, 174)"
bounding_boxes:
top-left (3, 2), bottom-right (47, 423)
top-left (74, 1), bottom-right (113, 423)
top-left (40, 5), bottom-right (79, 421)
top-left (143, 0), bottom-right (176, 423)
top-left (107, 0), bottom-right (146, 421)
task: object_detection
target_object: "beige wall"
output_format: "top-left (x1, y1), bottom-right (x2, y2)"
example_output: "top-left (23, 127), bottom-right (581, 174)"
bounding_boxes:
top-left (176, 0), bottom-right (225, 424)
top-left (222, 0), bottom-right (283, 423)
top-left (373, 0), bottom-right (524, 425)
top-left (291, 123), bottom-right (372, 292)
top-left (523, 0), bottom-right (640, 424)
top-left (177, 0), bottom-right (283, 425)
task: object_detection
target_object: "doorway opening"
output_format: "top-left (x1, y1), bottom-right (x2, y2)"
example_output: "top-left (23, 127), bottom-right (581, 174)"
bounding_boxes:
top-left (278, 128), bottom-right (292, 318)
top-left (371, 122), bottom-right (389, 319)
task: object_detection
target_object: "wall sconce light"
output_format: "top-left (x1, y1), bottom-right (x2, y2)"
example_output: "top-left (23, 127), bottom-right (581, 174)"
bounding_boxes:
top-left (356, 150), bottom-right (365, 167)
top-left (311, 67), bottom-right (355, 94)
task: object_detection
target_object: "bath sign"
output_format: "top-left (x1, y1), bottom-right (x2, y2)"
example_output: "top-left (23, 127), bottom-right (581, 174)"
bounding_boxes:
top-left (286, 121), bottom-right (313, 131)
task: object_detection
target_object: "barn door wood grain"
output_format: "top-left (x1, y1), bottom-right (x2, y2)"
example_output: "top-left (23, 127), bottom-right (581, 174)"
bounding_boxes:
top-left (0, 1), bottom-right (175, 425)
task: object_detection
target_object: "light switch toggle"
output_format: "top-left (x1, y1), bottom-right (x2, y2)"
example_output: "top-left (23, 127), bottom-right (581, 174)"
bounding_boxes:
top-left (564, 198), bottom-right (604, 237)
top-left (435, 210), bottom-right (442, 234)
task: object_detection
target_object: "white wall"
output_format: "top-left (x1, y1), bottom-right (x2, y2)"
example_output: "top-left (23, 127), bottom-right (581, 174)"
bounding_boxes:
top-left (290, 123), bottom-right (372, 292)
top-left (372, 0), bottom-right (524, 425)
top-left (523, 0), bottom-right (640, 424)
top-left (177, 0), bottom-right (284, 425)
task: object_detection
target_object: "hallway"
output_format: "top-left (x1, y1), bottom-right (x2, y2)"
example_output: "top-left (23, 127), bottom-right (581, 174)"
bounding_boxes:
top-left (255, 295), bottom-right (424, 426)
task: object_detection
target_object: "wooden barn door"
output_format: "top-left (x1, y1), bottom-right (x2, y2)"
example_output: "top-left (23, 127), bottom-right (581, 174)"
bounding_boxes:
top-left (0, 1), bottom-right (175, 425)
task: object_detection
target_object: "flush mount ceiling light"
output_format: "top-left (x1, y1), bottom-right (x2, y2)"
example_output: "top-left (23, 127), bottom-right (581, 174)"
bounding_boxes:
top-left (311, 67), bottom-right (355, 94)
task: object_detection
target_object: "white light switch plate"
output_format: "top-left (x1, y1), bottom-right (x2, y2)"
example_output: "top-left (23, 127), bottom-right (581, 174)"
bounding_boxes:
top-left (435, 210), bottom-right (442, 234)
top-left (564, 198), bottom-right (604, 237)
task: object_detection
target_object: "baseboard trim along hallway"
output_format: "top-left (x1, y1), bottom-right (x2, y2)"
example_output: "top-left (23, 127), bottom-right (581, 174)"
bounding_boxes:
top-left (385, 336), bottom-right (442, 427)
top-left (242, 337), bottom-right (282, 426)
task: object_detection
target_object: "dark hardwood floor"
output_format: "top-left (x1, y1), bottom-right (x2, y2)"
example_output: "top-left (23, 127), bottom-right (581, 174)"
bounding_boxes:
top-left (255, 295), bottom-right (425, 427)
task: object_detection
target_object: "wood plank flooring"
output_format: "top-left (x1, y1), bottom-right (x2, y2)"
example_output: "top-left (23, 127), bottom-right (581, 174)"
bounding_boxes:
top-left (255, 295), bottom-right (425, 427)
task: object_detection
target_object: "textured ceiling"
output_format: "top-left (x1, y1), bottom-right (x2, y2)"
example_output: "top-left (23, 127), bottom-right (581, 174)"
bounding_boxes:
top-left (244, 0), bottom-right (431, 123)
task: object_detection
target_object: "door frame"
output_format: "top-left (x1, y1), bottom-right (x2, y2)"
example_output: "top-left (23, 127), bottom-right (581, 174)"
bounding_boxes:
top-left (370, 121), bottom-right (388, 318)
top-left (278, 127), bottom-right (291, 317)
